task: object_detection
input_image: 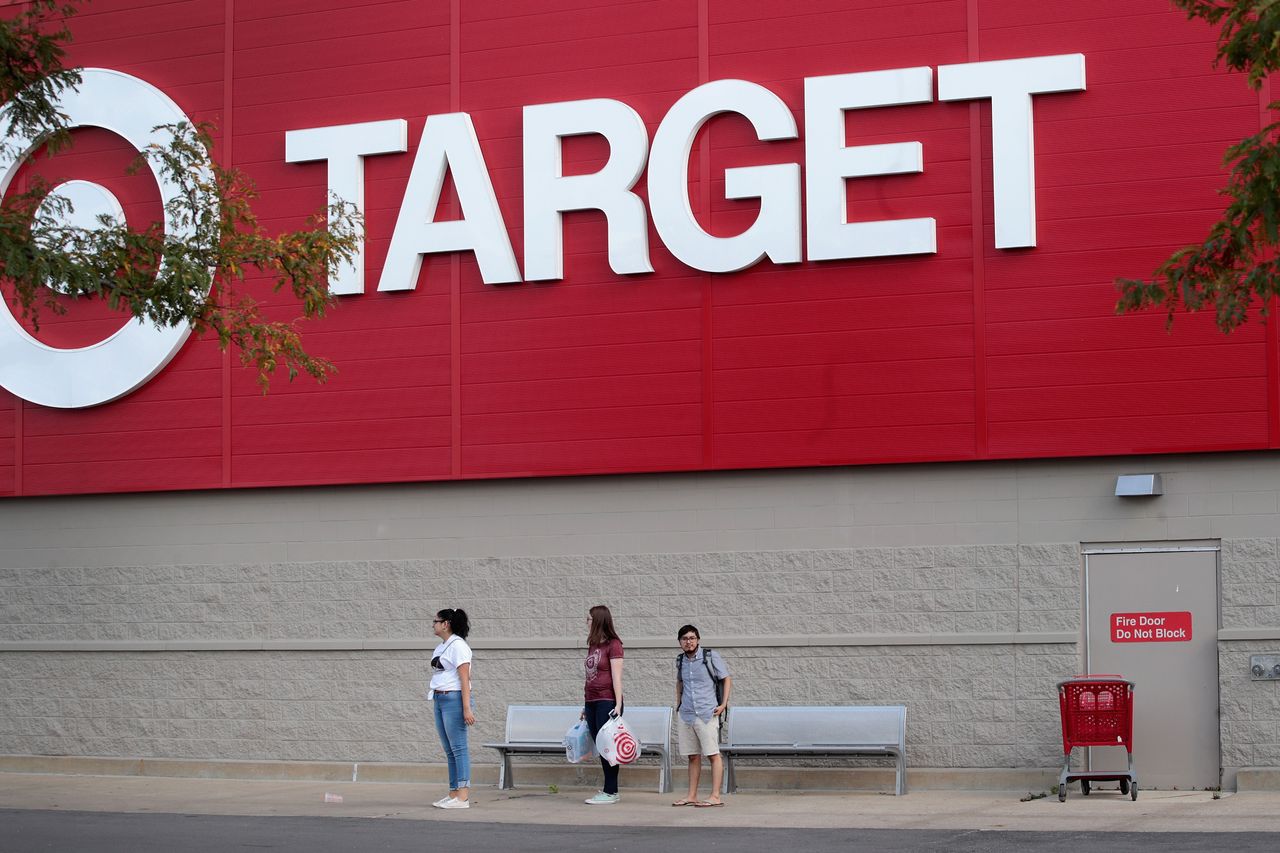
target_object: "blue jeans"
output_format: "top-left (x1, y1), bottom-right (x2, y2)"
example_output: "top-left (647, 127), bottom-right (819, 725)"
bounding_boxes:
top-left (584, 699), bottom-right (619, 795)
top-left (433, 691), bottom-right (471, 790)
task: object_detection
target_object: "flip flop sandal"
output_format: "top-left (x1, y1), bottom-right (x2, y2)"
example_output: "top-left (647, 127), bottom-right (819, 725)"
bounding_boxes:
top-left (694, 801), bottom-right (725, 807)
top-left (671, 799), bottom-right (698, 806)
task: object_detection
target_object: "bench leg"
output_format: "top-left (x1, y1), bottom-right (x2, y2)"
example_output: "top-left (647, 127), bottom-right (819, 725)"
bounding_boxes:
top-left (498, 752), bottom-right (513, 790)
top-left (894, 750), bottom-right (906, 795)
top-left (722, 753), bottom-right (735, 794)
top-left (658, 749), bottom-right (672, 794)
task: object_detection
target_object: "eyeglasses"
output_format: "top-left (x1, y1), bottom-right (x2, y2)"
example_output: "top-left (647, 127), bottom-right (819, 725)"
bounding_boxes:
top-left (679, 636), bottom-right (698, 642)
top-left (432, 619), bottom-right (446, 624)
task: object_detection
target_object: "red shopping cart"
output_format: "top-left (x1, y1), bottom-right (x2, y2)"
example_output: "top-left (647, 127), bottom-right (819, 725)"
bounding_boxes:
top-left (1056, 675), bottom-right (1136, 802)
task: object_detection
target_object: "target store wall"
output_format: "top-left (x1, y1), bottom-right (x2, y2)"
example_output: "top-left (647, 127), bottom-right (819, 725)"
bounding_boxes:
top-left (1, 0), bottom-right (1274, 497)
top-left (6, 0), bottom-right (1280, 793)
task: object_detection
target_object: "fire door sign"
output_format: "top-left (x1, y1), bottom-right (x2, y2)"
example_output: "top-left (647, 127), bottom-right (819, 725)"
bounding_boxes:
top-left (1110, 612), bottom-right (1192, 643)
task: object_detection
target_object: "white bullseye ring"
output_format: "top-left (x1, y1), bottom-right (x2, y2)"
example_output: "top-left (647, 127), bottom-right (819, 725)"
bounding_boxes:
top-left (0, 68), bottom-right (201, 408)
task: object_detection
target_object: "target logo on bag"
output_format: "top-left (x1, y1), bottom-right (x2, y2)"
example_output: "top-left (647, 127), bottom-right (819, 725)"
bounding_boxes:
top-left (613, 727), bottom-right (639, 764)
top-left (596, 715), bottom-right (641, 765)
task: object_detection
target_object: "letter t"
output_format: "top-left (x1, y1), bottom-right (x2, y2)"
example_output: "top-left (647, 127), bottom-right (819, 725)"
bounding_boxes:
top-left (938, 54), bottom-right (1085, 248)
top-left (285, 119), bottom-right (409, 294)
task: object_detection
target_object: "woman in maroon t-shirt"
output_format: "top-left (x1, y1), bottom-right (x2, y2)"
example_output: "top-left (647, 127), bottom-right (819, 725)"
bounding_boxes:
top-left (582, 604), bottom-right (624, 804)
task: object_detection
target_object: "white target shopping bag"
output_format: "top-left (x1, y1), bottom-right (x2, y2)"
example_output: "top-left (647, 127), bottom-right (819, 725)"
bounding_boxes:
top-left (595, 714), bottom-right (640, 766)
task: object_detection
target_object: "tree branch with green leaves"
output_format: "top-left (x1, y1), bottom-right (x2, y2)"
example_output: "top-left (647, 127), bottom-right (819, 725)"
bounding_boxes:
top-left (1116, 0), bottom-right (1280, 332)
top-left (1, 0), bottom-right (362, 392)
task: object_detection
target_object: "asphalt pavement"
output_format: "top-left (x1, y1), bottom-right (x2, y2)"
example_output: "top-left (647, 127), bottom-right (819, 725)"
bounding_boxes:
top-left (1, 771), bottom-right (1279, 852)
top-left (3, 810), bottom-right (1280, 853)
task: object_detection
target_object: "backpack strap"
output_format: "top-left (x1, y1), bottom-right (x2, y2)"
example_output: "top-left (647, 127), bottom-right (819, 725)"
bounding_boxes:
top-left (703, 648), bottom-right (724, 705)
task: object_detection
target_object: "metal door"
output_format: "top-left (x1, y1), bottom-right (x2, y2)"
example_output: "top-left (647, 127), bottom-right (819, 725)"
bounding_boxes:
top-left (1083, 547), bottom-right (1219, 789)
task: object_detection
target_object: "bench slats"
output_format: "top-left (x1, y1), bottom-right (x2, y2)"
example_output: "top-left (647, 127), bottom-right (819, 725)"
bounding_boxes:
top-left (720, 705), bottom-right (907, 796)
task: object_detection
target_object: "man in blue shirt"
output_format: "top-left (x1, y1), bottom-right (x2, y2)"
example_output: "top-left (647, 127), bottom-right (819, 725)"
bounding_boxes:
top-left (673, 624), bottom-right (732, 807)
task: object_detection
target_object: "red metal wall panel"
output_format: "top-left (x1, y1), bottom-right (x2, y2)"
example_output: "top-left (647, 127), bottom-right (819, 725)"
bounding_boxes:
top-left (977, 1), bottom-right (1267, 459)
top-left (227, 0), bottom-right (454, 488)
top-left (458, 0), bottom-right (705, 476)
top-left (0, 0), bottom-right (1273, 495)
top-left (6, 0), bottom-right (225, 495)
top-left (0, 391), bottom-right (12, 497)
top-left (708, 0), bottom-right (975, 469)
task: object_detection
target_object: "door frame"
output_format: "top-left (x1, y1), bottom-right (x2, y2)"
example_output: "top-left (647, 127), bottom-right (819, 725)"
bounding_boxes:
top-left (1080, 542), bottom-right (1222, 783)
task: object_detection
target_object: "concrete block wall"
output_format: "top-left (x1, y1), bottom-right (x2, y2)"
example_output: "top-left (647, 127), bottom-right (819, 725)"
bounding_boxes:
top-left (0, 651), bottom-right (431, 763)
top-left (4, 451), bottom-right (1280, 784)
top-left (0, 542), bottom-right (1082, 770)
top-left (1220, 640), bottom-right (1280, 771)
top-left (1220, 537), bottom-right (1280, 776)
top-left (5, 451), bottom-right (1280, 570)
top-left (1222, 538), bottom-right (1280, 629)
top-left (0, 544), bottom-right (1077, 644)
top-left (0, 644), bottom-right (1075, 771)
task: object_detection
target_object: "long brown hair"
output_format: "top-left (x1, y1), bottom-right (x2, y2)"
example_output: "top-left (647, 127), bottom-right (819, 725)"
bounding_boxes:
top-left (587, 604), bottom-right (620, 647)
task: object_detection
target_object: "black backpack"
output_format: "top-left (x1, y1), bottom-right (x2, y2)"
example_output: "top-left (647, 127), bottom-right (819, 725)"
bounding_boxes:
top-left (675, 648), bottom-right (725, 706)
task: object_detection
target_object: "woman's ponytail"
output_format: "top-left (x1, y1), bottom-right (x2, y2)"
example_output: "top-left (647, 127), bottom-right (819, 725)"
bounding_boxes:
top-left (440, 608), bottom-right (470, 639)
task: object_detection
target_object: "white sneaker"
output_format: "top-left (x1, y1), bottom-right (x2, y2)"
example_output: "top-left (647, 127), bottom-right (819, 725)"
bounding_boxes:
top-left (584, 792), bottom-right (619, 805)
top-left (439, 798), bottom-right (470, 809)
top-left (432, 796), bottom-right (454, 808)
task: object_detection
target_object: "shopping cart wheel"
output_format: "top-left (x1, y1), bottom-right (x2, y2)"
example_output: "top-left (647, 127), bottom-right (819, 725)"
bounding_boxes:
top-left (1080, 780), bottom-right (1090, 796)
top-left (1119, 779), bottom-right (1129, 795)
top-left (1130, 783), bottom-right (1138, 802)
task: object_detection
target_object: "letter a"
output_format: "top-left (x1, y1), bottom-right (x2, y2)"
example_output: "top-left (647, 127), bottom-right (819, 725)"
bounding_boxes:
top-left (378, 113), bottom-right (521, 290)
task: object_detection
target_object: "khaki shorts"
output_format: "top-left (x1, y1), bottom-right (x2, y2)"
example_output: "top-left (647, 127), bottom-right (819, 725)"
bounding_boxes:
top-left (677, 715), bottom-right (721, 756)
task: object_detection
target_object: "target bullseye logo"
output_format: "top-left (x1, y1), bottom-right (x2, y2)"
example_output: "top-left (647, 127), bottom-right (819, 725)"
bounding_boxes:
top-left (0, 69), bottom-right (202, 409)
top-left (612, 727), bottom-right (638, 763)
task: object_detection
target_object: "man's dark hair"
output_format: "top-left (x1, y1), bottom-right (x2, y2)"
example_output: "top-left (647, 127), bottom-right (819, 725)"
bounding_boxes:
top-left (677, 624), bottom-right (699, 640)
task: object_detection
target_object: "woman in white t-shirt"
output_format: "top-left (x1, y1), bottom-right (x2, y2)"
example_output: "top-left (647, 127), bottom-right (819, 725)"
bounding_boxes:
top-left (429, 608), bottom-right (474, 809)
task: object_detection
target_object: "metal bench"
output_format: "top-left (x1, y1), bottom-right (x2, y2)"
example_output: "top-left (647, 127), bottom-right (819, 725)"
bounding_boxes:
top-left (483, 704), bottom-right (673, 793)
top-left (719, 705), bottom-right (908, 795)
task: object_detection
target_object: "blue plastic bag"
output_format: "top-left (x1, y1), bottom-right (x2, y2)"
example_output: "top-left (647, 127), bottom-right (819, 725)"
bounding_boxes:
top-left (564, 719), bottom-right (597, 764)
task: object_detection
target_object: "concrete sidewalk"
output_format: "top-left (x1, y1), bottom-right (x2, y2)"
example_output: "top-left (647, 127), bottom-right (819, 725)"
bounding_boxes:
top-left (2, 772), bottom-right (1279, 833)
